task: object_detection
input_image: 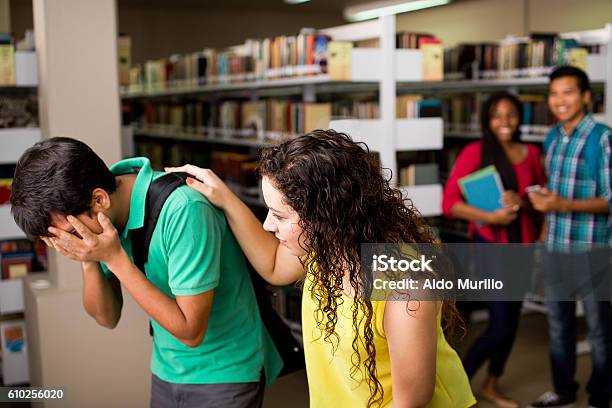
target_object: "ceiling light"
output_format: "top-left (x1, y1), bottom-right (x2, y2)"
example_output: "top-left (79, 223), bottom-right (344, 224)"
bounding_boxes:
top-left (344, 0), bottom-right (451, 22)
top-left (284, 0), bottom-right (312, 4)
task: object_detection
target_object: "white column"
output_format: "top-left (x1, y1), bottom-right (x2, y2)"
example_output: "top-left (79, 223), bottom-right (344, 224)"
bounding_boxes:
top-left (34, 0), bottom-right (122, 289)
top-left (379, 14), bottom-right (397, 185)
top-left (25, 1), bottom-right (151, 407)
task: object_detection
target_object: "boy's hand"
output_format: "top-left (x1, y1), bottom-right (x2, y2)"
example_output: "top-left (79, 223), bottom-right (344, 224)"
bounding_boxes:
top-left (47, 213), bottom-right (124, 264)
top-left (528, 188), bottom-right (564, 212)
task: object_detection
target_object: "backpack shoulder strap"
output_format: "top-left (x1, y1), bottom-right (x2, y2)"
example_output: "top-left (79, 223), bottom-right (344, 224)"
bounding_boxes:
top-left (584, 124), bottom-right (607, 181)
top-left (132, 172), bottom-right (189, 274)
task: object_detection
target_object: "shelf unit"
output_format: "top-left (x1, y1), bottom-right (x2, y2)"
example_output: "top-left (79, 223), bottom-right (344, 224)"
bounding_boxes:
top-left (434, 24), bottom-right (612, 241)
top-left (0, 128), bottom-right (41, 242)
top-left (121, 20), bottom-right (612, 227)
top-left (122, 14), bottom-right (445, 218)
top-left (0, 109), bottom-right (41, 386)
top-left (323, 16), bottom-right (444, 216)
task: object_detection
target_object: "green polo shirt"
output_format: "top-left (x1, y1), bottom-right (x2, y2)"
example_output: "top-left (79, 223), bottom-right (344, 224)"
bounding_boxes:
top-left (102, 157), bottom-right (282, 385)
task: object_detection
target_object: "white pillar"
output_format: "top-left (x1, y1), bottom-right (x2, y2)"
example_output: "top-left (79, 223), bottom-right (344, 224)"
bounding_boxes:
top-left (379, 14), bottom-right (397, 185)
top-left (34, 0), bottom-right (123, 289)
top-left (25, 1), bottom-right (150, 407)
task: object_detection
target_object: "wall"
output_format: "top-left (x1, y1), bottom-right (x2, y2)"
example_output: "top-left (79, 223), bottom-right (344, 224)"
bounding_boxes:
top-left (118, 6), bottom-right (345, 64)
top-left (395, 0), bottom-right (612, 47)
top-left (10, 0), bottom-right (612, 63)
top-left (9, 0), bottom-right (344, 64)
top-left (396, 0), bottom-right (526, 47)
top-left (527, 0), bottom-right (612, 33)
top-left (0, 0), bottom-right (10, 32)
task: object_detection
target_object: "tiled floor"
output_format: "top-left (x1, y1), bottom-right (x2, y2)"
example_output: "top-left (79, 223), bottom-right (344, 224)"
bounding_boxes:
top-left (264, 312), bottom-right (595, 407)
top-left (0, 312), bottom-right (595, 408)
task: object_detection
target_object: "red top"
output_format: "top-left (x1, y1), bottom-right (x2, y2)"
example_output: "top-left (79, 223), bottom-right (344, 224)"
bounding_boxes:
top-left (442, 141), bottom-right (546, 243)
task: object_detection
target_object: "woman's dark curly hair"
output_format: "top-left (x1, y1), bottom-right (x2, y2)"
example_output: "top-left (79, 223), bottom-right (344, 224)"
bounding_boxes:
top-left (259, 129), bottom-right (445, 407)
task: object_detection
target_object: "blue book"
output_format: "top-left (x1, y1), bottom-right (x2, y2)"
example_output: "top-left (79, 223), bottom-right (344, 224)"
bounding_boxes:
top-left (458, 165), bottom-right (504, 212)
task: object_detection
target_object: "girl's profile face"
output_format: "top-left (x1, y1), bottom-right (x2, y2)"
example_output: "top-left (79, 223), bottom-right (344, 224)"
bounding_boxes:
top-left (489, 99), bottom-right (520, 142)
top-left (261, 176), bottom-right (307, 256)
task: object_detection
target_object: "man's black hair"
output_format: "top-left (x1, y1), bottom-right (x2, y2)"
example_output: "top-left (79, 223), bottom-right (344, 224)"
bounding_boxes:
top-left (549, 65), bottom-right (591, 94)
top-left (10, 137), bottom-right (117, 240)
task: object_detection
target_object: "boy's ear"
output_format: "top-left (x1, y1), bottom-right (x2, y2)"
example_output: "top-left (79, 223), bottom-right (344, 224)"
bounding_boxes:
top-left (91, 188), bottom-right (112, 212)
top-left (582, 89), bottom-right (591, 106)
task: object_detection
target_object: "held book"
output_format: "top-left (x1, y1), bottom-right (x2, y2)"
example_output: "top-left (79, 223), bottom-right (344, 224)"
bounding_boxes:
top-left (458, 165), bottom-right (504, 212)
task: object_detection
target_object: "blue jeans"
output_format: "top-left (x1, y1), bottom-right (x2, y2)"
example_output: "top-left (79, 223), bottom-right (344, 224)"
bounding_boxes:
top-left (544, 251), bottom-right (612, 407)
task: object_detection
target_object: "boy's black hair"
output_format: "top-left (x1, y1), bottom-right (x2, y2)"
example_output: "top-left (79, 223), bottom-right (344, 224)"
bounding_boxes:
top-left (10, 137), bottom-right (117, 240)
top-left (549, 65), bottom-right (591, 93)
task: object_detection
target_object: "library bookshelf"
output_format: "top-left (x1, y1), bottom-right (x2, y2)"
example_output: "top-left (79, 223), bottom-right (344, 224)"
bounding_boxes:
top-left (0, 126), bottom-right (41, 386)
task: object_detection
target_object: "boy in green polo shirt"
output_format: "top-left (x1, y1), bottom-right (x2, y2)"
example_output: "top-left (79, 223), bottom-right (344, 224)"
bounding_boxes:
top-left (10, 137), bottom-right (282, 407)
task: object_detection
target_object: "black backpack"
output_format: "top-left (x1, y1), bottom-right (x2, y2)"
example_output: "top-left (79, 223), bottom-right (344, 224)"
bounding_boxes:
top-left (130, 172), bottom-right (305, 376)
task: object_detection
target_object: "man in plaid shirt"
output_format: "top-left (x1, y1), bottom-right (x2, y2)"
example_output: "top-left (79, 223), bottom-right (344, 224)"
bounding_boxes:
top-left (528, 66), bottom-right (612, 408)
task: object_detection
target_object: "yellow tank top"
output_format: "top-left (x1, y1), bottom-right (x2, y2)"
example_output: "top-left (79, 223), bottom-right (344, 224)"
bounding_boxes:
top-left (301, 274), bottom-right (476, 407)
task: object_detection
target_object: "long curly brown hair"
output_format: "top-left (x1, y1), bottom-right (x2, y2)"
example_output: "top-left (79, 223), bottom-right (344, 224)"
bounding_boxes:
top-left (259, 129), bottom-right (447, 407)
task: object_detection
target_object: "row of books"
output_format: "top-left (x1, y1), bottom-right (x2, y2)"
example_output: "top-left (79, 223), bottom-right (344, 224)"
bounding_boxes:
top-left (127, 29), bottom-right (331, 91)
top-left (218, 100), bottom-right (331, 136)
top-left (136, 141), bottom-right (208, 171)
top-left (130, 100), bottom-right (332, 138)
top-left (124, 29), bottom-right (446, 92)
top-left (127, 95), bottom-right (446, 137)
top-left (0, 32), bottom-right (36, 87)
top-left (396, 95), bottom-right (443, 119)
top-left (0, 34), bottom-right (15, 85)
top-left (0, 239), bottom-right (46, 280)
top-left (443, 93), bottom-right (604, 135)
top-left (399, 163), bottom-right (439, 187)
top-left (519, 94), bottom-right (556, 135)
top-left (354, 31), bottom-right (439, 49)
top-left (444, 33), bottom-right (598, 80)
top-left (332, 99), bottom-right (379, 120)
top-left (211, 151), bottom-right (259, 190)
top-left (135, 141), bottom-right (261, 198)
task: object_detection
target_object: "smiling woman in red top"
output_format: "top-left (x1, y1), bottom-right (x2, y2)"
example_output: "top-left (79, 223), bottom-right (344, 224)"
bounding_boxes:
top-left (442, 92), bottom-right (546, 408)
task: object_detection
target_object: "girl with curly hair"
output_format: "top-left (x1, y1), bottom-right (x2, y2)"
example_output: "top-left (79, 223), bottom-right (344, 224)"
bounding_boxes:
top-left (168, 129), bottom-right (475, 407)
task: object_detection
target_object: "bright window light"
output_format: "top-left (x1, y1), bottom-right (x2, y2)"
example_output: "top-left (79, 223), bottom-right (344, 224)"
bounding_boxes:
top-left (344, 0), bottom-right (451, 22)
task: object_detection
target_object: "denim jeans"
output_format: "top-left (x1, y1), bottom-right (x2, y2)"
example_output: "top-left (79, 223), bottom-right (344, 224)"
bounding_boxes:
top-left (543, 250), bottom-right (612, 407)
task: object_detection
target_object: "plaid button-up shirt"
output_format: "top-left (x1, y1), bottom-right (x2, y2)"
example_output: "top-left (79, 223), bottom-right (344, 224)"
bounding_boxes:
top-left (544, 113), bottom-right (612, 249)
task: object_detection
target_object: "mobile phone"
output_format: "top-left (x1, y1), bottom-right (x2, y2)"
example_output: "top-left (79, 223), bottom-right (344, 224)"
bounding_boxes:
top-left (526, 185), bottom-right (544, 195)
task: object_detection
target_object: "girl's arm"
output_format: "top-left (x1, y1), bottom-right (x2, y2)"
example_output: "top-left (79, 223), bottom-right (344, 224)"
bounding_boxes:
top-left (385, 300), bottom-right (440, 407)
top-left (443, 143), bottom-right (518, 226)
top-left (166, 165), bottom-right (306, 285)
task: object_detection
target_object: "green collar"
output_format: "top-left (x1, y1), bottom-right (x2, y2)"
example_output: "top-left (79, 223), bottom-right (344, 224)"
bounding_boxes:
top-left (109, 157), bottom-right (154, 239)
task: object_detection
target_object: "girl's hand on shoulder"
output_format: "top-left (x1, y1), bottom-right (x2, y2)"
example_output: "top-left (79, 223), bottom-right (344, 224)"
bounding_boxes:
top-left (165, 165), bottom-right (234, 209)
